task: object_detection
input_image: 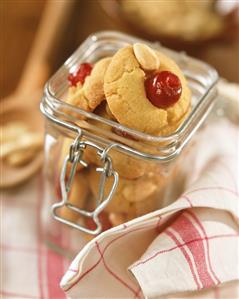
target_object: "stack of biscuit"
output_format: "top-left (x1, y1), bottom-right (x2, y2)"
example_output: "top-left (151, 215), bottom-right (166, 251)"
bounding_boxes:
top-left (57, 43), bottom-right (191, 230)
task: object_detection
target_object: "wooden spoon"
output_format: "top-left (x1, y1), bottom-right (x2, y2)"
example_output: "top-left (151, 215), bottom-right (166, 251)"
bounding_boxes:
top-left (0, 90), bottom-right (44, 188)
top-left (0, 0), bottom-right (74, 189)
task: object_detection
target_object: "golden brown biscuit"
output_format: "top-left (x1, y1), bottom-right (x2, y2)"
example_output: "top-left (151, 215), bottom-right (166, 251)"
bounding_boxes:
top-left (104, 45), bottom-right (191, 136)
top-left (66, 57), bottom-right (111, 112)
top-left (59, 170), bottom-right (89, 222)
top-left (88, 167), bottom-right (165, 216)
top-left (84, 145), bottom-right (149, 180)
top-left (85, 103), bottom-right (150, 179)
top-left (66, 84), bottom-right (89, 112)
top-left (85, 102), bottom-right (176, 180)
top-left (84, 57), bottom-right (112, 109)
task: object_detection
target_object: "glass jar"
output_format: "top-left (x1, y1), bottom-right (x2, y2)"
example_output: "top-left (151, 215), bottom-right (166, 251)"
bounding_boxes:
top-left (40, 31), bottom-right (218, 256)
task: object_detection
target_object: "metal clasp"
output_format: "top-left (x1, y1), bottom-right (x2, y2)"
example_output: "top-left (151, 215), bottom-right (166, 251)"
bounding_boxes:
top-left (51, 133), bottom-right (119, 235)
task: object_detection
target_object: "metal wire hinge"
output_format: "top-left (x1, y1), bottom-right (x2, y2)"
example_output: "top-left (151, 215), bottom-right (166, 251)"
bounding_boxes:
top-left (51, 133), bottom-right (119, 235)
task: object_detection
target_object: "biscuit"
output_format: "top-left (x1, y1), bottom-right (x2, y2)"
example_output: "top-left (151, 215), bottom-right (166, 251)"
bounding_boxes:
top-left (59, 170), bottom-right (89, 222)
top-left (88, 167), bottom-right (165, 215)
top-left (104, 45), bottom-right (191, 136)
top-left (85, 103), bottom-right (150, 179)
top-left (84, 145), bottom-right (148, 179)
top-left (84, 57), bottom-right (112, 109)
top-left (66, 57), bottom-right (111, 112)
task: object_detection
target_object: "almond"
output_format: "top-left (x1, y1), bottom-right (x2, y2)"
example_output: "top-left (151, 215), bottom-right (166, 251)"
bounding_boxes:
top-left (133, 43), bottom-right (160, 71)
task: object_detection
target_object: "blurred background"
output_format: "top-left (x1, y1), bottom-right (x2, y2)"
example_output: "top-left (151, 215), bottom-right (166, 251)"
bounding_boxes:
top-left (1, 0), bottom-right (239, 99)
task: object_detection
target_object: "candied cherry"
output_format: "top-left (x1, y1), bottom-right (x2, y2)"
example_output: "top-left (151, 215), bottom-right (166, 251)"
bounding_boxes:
top-left (68, 63), bottom-right (93, 86)
top-left (145, 71), bottom-right (182, 108)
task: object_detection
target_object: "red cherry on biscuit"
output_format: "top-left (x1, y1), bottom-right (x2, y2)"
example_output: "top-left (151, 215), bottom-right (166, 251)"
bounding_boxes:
top-left (68, 63), bottom-right (93, 86)
top-left (145, 71), bottom-right (182, 108)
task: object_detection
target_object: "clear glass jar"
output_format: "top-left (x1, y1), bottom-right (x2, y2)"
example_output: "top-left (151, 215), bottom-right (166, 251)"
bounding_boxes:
top-left (40, 31), bottom-right (218, 256)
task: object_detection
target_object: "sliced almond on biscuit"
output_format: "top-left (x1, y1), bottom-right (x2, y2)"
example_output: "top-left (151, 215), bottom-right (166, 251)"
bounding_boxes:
top-left (133, 43), bottom-right (160, 71)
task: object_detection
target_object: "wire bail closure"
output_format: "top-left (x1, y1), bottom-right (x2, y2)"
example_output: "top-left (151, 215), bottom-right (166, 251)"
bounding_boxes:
top-left (51, 132), bottom-right (119, 235)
